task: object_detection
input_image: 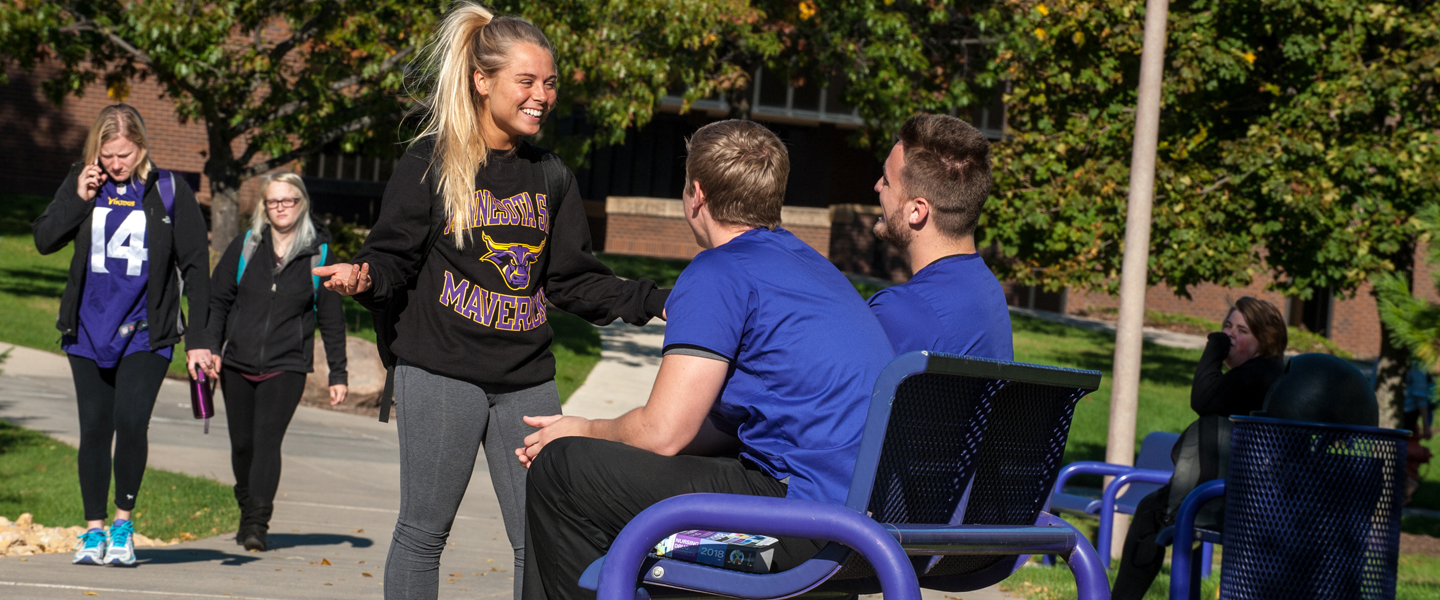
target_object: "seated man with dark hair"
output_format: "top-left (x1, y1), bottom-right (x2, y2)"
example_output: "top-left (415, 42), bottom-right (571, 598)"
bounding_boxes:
top-left (868, 114), bottom-right (1013, 359)
top-left (516, 119), bottom-right (894, 600)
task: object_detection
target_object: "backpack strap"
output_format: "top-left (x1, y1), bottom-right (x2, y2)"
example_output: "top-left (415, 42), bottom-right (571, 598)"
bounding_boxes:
top-left (155, 168), bottom-right (177, 219)
top-left (237, 230), bottom-right (259, 284)
top-left (311, 243), bottom-right (328, 295)
top-left (539, 151), bottom-right (570, 217)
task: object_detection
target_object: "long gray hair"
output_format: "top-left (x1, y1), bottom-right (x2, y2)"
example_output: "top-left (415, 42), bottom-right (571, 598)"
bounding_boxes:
top-left (250, 171), bottom-right (317, 267)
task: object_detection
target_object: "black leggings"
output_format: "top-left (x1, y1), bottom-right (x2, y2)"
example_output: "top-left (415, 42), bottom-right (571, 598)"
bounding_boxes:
top-left (523, 437), bottom-right (825, 600)
top-left (69, 352), bottom-right (170, 522)
top-left (1111, 485), bottom-right (1172, 600)
top-left (220, 368), bottom-right (307, 510)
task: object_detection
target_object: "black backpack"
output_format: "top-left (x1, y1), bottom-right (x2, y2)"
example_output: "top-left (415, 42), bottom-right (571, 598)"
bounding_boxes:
top-left (373, 146), bottom-right (570, 422)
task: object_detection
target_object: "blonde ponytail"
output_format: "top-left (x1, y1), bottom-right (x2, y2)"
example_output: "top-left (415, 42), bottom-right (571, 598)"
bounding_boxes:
top-left (411, 1), bottom-right (554, 249)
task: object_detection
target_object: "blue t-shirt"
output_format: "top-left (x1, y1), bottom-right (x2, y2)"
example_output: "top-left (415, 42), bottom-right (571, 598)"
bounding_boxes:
top-left (63, 178), bottom-right (172, 367)
top-left (663, 227), bottom-right (894, 505)
top-left (867, 253), bottom-right (1013, 360)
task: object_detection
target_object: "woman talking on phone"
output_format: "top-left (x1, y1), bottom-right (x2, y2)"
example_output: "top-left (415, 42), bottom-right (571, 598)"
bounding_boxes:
top-left (33, 104), bottom-right (213, 567)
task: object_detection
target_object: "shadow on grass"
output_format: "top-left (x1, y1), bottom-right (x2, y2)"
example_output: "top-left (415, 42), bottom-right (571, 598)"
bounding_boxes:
top-left (0, 193), bottom-right (49, 236)
top-left (0, 266), bottom-right (68, 298)
top-left (265, 532), bottom-right (375, 551)
top-left (136, 547), bottom-right (263, 566)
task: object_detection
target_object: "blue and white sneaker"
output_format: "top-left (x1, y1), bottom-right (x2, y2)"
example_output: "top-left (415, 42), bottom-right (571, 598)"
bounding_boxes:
top-left (72, 528), bottom-right (107, 565)
top-left (103, 520), bottom-right (136, 566)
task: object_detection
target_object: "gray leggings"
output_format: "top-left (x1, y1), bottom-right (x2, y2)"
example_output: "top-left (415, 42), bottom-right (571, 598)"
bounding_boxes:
top-left (386, 362), bottom-right (560, 600)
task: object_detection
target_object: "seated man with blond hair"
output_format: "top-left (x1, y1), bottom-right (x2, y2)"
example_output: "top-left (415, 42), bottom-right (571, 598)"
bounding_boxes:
top-left (515, 119), bottom-right (894, 600)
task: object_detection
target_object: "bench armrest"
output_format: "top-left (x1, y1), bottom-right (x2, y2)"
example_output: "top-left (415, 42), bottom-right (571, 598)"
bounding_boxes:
top-left (596, 493), bottom-right (920, 600)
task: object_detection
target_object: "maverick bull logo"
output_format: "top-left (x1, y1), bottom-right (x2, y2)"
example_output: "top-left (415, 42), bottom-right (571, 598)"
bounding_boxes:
top-left (480, 231), bottom-right (546, 290)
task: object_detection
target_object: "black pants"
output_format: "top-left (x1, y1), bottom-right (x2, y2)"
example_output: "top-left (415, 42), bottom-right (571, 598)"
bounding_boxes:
top-left (69, 352), bottom-right (170, 521)
top-left (523, 437), bottom-right (825, 600)
top-left (1111, 485), bottom-right (1172, 600)
top-left (220, 368), bottom-right (307, 517)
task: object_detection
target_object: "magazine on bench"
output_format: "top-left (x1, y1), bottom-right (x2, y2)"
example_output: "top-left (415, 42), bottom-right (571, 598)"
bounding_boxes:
top-left (652, 530), bottom-right (779, 574)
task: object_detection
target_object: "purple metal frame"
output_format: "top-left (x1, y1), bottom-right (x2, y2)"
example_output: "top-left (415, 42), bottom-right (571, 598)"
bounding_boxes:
top-left (1050, 462), bottom-right (1214, 577)
top-left (1168, 479), bottom-right (1226, 600)
top-left (595, 494), bottom-right (919, 600)
top-left (592, 493), bottom-right (1113, 600)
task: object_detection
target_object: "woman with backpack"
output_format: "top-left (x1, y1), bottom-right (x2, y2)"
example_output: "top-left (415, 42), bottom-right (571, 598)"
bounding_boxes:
top-left (205, 171), bottom-right (349, 552)
top-left (313, 3), bottom-right (668, 598)
top-left (33, 103), bottom-right (214, 566)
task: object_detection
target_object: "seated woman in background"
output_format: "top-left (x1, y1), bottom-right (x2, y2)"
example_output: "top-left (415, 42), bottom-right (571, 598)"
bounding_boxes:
top-left (1111, 296), bottom-right (1288, 600)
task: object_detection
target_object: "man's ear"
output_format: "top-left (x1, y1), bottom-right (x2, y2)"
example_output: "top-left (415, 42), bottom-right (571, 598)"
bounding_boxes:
top-left (689, 180), bottom-right (708, 214)
top-left (473, 69), bottom-right (490, 97)
top-left (909, 196), bottom-right (931, 228)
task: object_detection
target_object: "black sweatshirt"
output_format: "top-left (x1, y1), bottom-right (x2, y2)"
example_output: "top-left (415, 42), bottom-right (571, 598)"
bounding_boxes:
top-left (206, 221), bottom-right (348, 385)
top-left (33, 162), bottom-right (211, 351)
top-left (1190, 332), bottom-right (1285, 417)
top-left (354, 139), bottom-right (667, 388)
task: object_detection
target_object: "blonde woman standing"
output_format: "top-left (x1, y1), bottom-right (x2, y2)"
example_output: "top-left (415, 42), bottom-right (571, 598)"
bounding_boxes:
top-left (205, 172), bottom-right (349, 552)
top-left (314, 3), bottom-right (667, 598)
top-left (33, 104), bottom-right (214, 566)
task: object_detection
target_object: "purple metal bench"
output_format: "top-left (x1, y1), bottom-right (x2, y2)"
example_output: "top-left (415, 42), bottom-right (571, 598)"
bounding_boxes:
top-left (1047, 430), bottom-right (1213, 577)
top-left (579, 352), bottom-right (1110, 600)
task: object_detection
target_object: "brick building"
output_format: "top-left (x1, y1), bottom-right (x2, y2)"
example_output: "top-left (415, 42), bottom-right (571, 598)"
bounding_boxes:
top-left (3, 61), bottom-right (1421, 359)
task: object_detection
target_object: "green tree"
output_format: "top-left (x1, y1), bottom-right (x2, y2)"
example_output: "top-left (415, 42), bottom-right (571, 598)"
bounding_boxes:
top-left (0, 0), bottom-right (772, 254)
top-left (980, 0), bottom-right (1440, 426)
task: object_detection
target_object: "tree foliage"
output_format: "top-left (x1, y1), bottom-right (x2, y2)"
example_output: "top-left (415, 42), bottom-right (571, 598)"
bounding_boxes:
top-left (1376, 204), bottom-right (1440, 368)
top-left (0, 1), bottom-right (780, 253)
top-left (981, 0), bottom-right (1440, 300)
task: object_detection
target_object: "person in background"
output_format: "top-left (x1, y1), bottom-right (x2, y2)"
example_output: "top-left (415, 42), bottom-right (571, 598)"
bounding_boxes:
top-left (866, 113), bottom-right (1012, 359)
top-left (33, 103), bottom-right (213, 566)
top-left (206, 171), bottom-right (348, 552)
top-left (1403, 361), bottom-right (1435, 504)
top-left (1111, 296), bottom-right (1287, 599)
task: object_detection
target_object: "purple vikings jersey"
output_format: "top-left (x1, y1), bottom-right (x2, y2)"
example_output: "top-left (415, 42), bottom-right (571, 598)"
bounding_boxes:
top-left (63, 178), bottom-right (173, 367)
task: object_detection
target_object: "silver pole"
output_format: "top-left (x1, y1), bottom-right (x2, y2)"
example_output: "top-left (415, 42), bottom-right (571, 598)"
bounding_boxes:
top-left (1105, 0), bottom-right (1170, 559)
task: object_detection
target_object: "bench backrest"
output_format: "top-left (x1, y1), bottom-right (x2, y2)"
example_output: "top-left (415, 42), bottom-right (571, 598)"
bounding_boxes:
top-left (837, 352), bottom-right (1101, 586)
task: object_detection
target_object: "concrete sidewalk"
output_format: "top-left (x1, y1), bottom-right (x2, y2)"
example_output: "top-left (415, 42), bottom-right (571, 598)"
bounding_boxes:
top-left (0, 343), bottom-right (515, 599)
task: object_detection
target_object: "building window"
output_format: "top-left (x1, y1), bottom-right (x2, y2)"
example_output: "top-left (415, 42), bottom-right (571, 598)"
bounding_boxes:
top-left (1287, 289), bottom-right (1333, 337)
top-left (301, 149), bottom-right (397, 182)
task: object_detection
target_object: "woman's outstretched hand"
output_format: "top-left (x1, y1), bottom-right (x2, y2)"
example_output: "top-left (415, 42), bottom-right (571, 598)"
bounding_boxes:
top-left (314, 262), bottom-right (371, 296)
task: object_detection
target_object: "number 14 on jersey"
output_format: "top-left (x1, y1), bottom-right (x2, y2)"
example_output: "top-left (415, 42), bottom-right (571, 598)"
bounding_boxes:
top-left (90, 206), bottom-right (148, 277)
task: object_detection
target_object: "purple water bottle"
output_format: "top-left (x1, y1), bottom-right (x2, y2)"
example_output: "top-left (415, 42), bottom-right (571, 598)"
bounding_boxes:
top-left (190, 370), bottom-right (216, 434)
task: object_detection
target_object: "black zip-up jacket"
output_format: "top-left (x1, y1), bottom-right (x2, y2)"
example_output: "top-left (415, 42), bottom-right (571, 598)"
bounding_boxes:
top-left (33, 162), bottom-right (210, 351)
top-left (206, 222), bottom-right (348, 385)
top-left (354, 139), bottom-right (667, 387)
top-left (1190, 332), bottom-right (1285, 418)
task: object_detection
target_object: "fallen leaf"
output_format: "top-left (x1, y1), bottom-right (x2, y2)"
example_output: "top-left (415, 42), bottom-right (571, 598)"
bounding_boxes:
top-left (353, 529), bottom-right (364, 533)
top-left (363, 573), bottom-right (373, 578)
top-left (321, 558), bottom-right (332, 566)
top-left (85, 593), bottom-right (98, 597)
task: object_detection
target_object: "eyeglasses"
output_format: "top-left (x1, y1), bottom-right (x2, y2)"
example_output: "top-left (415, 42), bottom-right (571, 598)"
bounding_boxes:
top-left (265, 198), bottom-right (300, 208)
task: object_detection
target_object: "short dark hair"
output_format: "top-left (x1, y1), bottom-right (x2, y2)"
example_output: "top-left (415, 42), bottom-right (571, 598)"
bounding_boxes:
top-left (896, 114), bottom-right (993, 238)
top-left (685, 120), bottom-right (789, 229)
top-left (1229, 296), bottom-right (1288, 358)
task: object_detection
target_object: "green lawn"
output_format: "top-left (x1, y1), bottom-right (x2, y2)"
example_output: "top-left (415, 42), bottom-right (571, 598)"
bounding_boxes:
top-left (0, 419), bottom-right (237, 542)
